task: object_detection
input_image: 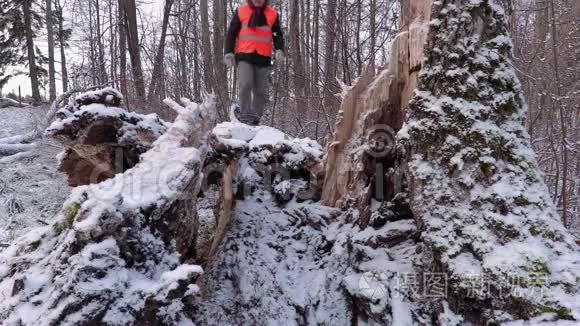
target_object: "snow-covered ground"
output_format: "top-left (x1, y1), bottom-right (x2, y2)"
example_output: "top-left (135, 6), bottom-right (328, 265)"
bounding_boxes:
top-left (194, 191), bottom-right (418, 325)
top-left (0, 106), bottom-right (69, 246)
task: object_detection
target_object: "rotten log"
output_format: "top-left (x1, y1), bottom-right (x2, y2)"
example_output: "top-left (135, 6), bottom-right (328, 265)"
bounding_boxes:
top-left (0, 92), bottom-right (217, 325)
top-left (45, 88), bottom-right (167, 186)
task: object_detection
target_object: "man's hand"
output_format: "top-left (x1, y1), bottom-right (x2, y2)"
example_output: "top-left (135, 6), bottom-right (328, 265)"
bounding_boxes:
top-left (224, 53), bottom-right (235, 68)
top-left (275, 50), bottom-right (285, 64)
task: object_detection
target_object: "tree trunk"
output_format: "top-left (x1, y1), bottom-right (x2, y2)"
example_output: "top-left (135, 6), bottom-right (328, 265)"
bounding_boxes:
top-left (118, 0), bottom-right (127, 99)
top-left (148, 0), bottom-right (174, 101)
top-left (321, 0), bottom-right (430, 211)
top-left (403, 0), bottom-right (579, 321)
top-left (45, 0), bottom-right (56, 101)
top-left (369, 0), bottom-right (377, 68)
top-left (95, 0), bottom-right (108, 84)
top-left (548, 0), bottom-right (569, 226)
top-left (212, 0), bottom-right (228, 117)
top-left (199, 0), bottom-right (213, 92)
top-left (192, 1), bottom-right (201, 101)
top-left (322, 0), bottom-right (339, 130)
top-left (109, 0), bottom-right (117, 88)
top-left (290, 0), bottom-right (306, 117)
top-left (88, 0), bottom-right (97, 86)
top-left (120, 0), bottom-right (145, 99)
top-left (23, 0), bottom-right (41, 104)
top-left (56, 0), bottom-right (68, 92)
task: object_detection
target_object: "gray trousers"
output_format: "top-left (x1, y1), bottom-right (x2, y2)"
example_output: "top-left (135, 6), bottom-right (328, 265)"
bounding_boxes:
top-left (238, 61), bottom-right (270, 125)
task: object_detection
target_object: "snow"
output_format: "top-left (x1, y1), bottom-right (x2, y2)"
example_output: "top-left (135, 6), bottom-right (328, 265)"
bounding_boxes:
top-left (161, 264), bottom-right (203, 283)
top-left (391, 275), bottom-right (414, 326)
top-left (0, 95), bottom-right (213, 325)
top-left (196, 180), bottom-right (418, 325)
top-left (0, 106), bottom-right (69, 247)
top-left (2, 93), bottom-right (418, 324)
top-left (211, 121), bottom-right (324, 170)
top-left (438, 301), bottom-right (464, 326)
top-left (46, 103), bottom-right (167, 141)
top-left (399, 0), bottom-right (580, 321)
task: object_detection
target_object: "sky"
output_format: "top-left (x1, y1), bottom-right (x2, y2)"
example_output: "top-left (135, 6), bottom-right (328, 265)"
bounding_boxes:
top-left (3, 41), bottom-right (54, 99)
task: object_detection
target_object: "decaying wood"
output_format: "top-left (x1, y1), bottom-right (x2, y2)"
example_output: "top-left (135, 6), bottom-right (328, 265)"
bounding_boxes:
top-left (0, 91), bottom-right (217, 325)
top-left (45, 88), bottom-right (167, 186)
top-left (208, 161), bottom-right (237, 258)
top-left (321, 0), bottom-right (433, 226)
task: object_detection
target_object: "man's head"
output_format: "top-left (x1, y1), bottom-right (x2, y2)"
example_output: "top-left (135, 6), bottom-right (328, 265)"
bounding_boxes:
top-left (249, 0), bottom-right (267, 7)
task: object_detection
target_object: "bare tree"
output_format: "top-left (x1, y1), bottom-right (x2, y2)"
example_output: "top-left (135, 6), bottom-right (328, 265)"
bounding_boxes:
top-left (45, 0), bottom-right (56, 100)
top-left (119, 0), bottom-right (145, 99)
top-left (148, 0), bottom-right (175, 101)
top-left (55, 0), bottom-right (68, 92)
top-left (23, 0), bottom-right (41, 103)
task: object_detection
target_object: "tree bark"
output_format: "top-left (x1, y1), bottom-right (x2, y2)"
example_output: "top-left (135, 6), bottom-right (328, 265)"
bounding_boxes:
top-left (548, 0), bottom-right (569, 226)
top-left (199, 0), bottom-right (213, 92)
top-left (120, 0), bottom-right (145, 99)
top-left (369, 0), bottom-right (377, 68)
top-left (290, 0), bottom-right (306, 117)
top-left (45, 0), bottom-right (56, 100)
top-left (404, 0), bottom-right (579, 321)
top-left (322, 0), bottom-right (339, 132)
top-left (95, 0), bottom-right (108, 84)
top-left (109, 0), bottom-right (117, 88)
top-left (148, 0), bottom-right (174, 101)
top-left (56, 0), bottom-right (68, 92)
top-left (118, 0), bottom-right (128, 100)
top-left (23, 0), bottom-right (41, 104)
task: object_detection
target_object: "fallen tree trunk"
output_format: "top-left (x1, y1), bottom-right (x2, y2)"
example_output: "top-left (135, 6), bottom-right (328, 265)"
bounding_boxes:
top-left (0, 144), bottom-right (36, 156)
top-left (45, 88), bottom-right (167, 186)
top-left (0, 85), bottom-right (109, 162)
top-left (0, 92), bottom-right (217, 325)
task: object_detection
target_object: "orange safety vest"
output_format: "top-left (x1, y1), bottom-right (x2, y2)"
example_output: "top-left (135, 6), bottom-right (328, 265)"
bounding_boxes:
top-left (235, 5), bottom-right (277, 58)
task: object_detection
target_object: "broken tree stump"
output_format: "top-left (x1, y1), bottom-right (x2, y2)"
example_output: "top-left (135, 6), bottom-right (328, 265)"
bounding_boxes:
top-left (45, 88), bottom-right (168, 186)
top-left (0, 91), bottom-right (216, 325)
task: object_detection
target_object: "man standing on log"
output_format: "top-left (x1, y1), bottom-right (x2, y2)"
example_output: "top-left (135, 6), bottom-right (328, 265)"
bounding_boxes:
top-left (224, 0), bottom-right (285, 126)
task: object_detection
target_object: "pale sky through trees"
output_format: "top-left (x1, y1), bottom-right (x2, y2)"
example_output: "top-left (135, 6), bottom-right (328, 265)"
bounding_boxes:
top-left (2, 0), bottom-right (165, 98)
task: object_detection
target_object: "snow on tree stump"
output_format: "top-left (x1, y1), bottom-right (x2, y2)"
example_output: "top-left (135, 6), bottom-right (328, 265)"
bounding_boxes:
top-left (209, 122), bottom-right (323, 200)
top-left (0, 95), bottom-right (217, 325)
top-left (45, 88), bottom-right (168, 186)
top-left (400, 0), bottom-right (580, 323)
top-left (192, 122), bottom-right (325, 263)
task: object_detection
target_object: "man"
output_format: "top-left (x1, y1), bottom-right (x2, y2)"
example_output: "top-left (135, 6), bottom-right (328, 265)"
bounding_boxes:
top-left (224, 0), bottom-right (285, 126)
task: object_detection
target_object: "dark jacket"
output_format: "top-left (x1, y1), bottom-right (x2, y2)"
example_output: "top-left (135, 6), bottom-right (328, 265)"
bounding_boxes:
top-left (225, 5), bottom-right (285, 67)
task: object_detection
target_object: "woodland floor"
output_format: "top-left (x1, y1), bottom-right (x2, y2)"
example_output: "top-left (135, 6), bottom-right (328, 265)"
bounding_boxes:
top-left (0, 106), bottom-right (69, 246)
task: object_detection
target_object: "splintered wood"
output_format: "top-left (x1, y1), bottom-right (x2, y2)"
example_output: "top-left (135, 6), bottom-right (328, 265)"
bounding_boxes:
top-left (321, 0), bottom-right (433, 211)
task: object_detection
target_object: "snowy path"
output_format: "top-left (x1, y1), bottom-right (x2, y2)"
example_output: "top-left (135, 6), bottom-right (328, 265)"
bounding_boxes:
top-left (0, 107), bottom-right (69, 246)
